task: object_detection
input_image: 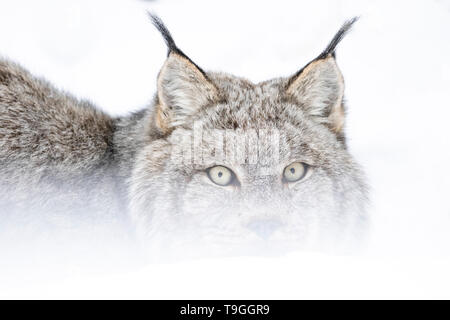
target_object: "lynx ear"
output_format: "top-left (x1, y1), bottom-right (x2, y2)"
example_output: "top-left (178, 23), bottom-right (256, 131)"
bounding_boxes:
top-left (286, 56), bottom-right (345, 133)
top-left (156, 53), bottom-right (218, 131)
top-left (286, 18), bottom-right (357, 135)
top-left (150, 14), bottom-right (219, 133)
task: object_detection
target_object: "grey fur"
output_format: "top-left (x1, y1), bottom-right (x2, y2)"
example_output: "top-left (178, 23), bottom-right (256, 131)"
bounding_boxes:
top-left (0, 17), bottom-right (368, 258)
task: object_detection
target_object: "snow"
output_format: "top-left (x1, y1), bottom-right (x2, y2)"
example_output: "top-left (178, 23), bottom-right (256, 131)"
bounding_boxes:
top-left (0, 0), bottom-right (450, 299)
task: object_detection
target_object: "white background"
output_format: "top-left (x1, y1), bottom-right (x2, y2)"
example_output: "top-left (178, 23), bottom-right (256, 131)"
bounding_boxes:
top-left (0, 0), bottom-right (450, 299)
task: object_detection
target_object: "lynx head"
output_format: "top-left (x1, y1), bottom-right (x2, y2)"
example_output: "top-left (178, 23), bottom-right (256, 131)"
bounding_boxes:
top-left (129, 15), bottom-right (368, 258)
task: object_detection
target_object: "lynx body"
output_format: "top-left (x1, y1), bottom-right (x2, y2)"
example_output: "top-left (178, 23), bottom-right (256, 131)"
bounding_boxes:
top-left (0, 16), bottom-right (367, 257)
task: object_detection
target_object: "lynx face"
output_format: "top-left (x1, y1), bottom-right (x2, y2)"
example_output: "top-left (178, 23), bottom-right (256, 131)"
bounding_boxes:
top-left (129, 17), bottom-right (367, 257)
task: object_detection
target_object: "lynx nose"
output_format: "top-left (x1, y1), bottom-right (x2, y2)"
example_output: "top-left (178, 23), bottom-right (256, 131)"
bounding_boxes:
top-left (246, 220), bottom-right (282, 240)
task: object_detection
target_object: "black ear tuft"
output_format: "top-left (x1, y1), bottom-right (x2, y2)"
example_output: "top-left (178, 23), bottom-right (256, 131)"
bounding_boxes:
top-left (148, 13), bottom-right (179, 56)
top-left (317, 16), bottom-right (359, 59)
top-left (148, 13), bottom-right (208, 76)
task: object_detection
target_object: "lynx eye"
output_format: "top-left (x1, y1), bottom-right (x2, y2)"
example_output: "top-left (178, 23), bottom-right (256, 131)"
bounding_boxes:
top-left (207, 166), bottom-right (234, 186)
top-left (283, 162), bottom-right (307, 183)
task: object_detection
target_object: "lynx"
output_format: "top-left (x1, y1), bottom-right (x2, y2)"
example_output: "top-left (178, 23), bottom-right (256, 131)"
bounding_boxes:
top-left (0, 15), bottom-right (368, 257)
